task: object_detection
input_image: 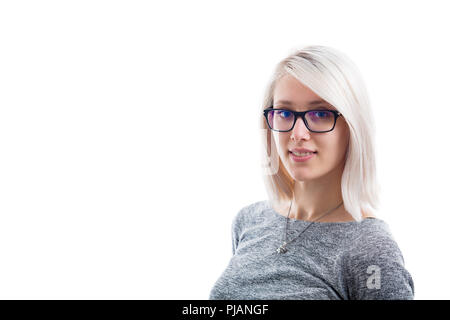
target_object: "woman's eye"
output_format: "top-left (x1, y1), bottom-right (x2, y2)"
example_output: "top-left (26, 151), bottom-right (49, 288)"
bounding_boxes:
top-left (275, 110), bottom-right (292, 118)
top-left (312, 111), bottom-right (330, 118)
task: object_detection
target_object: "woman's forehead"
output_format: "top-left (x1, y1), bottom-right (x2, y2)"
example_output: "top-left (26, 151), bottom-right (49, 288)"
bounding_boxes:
top-left (273, 75), bottom-right (329, 106)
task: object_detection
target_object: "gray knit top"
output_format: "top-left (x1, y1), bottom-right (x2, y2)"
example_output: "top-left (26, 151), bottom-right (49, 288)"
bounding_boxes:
top-left (209, 200), bottom-right (414, 300)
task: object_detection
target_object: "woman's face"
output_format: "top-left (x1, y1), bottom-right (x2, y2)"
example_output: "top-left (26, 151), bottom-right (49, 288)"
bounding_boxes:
top-left (272, 74), bottom-right (350, 182)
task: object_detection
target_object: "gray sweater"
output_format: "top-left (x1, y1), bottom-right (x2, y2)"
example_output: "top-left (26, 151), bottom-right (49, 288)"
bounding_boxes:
top-left (209, 200), bottom-right (414, 300)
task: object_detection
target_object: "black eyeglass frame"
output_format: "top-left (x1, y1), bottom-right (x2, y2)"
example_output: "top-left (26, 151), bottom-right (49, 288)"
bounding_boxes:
top-left (263, 107), bottom-right (342, 133)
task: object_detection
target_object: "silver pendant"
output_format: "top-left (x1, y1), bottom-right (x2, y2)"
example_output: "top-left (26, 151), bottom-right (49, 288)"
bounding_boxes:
top-left (276, 241), bottom-right (288, 254)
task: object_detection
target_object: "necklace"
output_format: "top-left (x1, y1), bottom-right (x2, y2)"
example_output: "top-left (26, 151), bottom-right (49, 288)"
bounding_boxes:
top-left (276, 198), bottom-right (344, 254)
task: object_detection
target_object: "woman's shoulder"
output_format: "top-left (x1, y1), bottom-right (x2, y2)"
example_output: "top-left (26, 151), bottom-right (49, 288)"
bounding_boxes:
top-left (357, 215), bottom-right (395, 237)
top-left (232, 200), bottom-right (272, 228)
top-left (235, 200), bottom-right (272, 217)
top-left (350, 217), bottom-right (399, 251)
top-left (345, 218), bottom-right (408, 273)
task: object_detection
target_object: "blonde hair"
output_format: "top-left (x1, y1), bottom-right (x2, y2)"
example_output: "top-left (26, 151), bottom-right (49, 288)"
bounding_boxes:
top-left (260, 45), bottom-right (380, 222)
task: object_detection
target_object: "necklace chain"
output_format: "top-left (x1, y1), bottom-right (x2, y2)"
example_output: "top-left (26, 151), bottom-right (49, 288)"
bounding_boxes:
top-left (276, 198), bottom-right (343, 254)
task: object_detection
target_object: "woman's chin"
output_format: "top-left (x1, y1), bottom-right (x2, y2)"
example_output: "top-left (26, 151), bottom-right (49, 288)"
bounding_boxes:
top-left (289, 171), bottom-right (316, 182)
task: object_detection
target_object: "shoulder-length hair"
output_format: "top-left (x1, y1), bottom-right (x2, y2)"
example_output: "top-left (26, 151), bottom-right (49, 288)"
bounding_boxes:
top-left (260, 45), bottom-right (380, 222)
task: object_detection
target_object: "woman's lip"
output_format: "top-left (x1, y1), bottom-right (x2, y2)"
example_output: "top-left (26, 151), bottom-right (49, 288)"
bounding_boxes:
top-left (289, 151), bottom-right (316, 162)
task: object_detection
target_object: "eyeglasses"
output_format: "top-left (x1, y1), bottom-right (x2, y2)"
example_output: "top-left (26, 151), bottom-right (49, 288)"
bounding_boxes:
top-left (263, 107), bottom-right (342, 133)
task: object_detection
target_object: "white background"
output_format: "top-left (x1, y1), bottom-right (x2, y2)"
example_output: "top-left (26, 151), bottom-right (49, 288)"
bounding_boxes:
top-left (0, 0), bottom-right (448, 300)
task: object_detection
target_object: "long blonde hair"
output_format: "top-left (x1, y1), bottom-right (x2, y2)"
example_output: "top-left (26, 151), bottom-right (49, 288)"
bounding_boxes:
top-left (259, 45), bottom-right (380, 222)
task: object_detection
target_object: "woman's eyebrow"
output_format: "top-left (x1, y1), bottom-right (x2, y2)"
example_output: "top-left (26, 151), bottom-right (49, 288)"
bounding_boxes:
top-left (274, 99), bottom-right (328, 106)
top-left (273, 100), bottom-right (334, 111)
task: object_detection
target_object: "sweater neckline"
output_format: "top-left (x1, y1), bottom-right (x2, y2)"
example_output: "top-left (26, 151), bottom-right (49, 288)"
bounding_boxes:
top-left (268, 204), bottom-right (378, 226)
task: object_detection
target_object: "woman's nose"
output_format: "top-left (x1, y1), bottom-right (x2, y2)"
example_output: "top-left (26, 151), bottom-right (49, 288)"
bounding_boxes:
top-left (290, 117), bottom-right (311, 141)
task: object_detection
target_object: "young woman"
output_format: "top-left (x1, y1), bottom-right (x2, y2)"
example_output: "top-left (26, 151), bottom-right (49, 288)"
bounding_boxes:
top-left (209, 45), bottom-right (414, 300)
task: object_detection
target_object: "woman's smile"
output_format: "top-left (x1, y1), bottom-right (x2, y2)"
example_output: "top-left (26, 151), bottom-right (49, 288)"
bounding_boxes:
top-left (289, 150), bottom-right (317, 162)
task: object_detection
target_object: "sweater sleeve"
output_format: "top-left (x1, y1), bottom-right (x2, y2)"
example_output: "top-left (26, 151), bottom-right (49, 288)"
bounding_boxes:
top-left (345, 227), bottom-right (415, 300)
